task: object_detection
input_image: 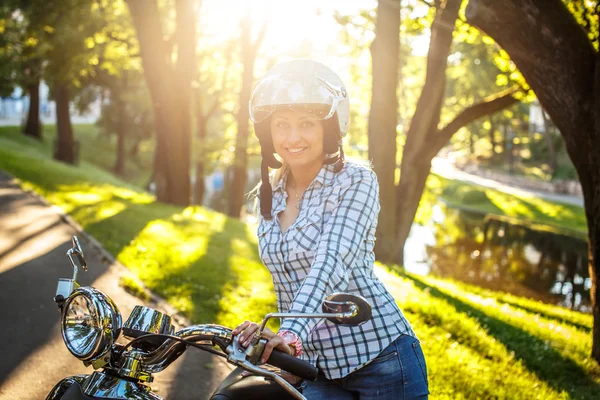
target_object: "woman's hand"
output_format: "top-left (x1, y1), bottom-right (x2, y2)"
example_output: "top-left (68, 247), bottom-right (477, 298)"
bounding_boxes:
top-left (232, 320), bottom-right (296, 363)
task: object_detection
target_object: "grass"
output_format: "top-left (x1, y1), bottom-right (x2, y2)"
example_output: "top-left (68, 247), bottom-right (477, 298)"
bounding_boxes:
top-left (416, 174), bottom-right (587, 235)
top-left (378, 267), bottom-right (600, 399)
top-left (1, 126), bottom-right (598, 398)
top-left (0, 124), bottom-right (153, 187)
top-left (0, 125), bottom-right (275, 328)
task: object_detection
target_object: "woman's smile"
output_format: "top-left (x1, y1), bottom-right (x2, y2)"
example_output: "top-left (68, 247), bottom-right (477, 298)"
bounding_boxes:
top-left (270, 109), bottom-right (325, 171)
top-left (286, 146), bottom-right (308, 155)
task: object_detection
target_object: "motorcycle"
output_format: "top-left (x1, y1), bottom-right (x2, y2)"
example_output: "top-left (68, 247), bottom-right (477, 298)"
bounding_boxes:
top-left (46, 236), bottom-right (372, 400)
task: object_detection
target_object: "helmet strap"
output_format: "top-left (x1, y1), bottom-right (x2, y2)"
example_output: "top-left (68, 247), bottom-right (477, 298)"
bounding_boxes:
top-left (259, 159), bottom-right (274, 220)
top-left (324, 144), bottom-right (345, 173)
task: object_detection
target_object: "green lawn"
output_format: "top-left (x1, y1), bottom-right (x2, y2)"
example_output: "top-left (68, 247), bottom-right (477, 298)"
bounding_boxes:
top-left (0, 124), bottom-right (153, 187)
top-left (1, 125), bottom-right (598, 398)
top-left (416, 173), bottom-right (587, 235)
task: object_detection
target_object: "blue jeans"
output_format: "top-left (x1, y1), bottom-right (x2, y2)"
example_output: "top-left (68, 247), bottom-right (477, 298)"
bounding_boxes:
top-left (302, 335), bottom-right (429, 399)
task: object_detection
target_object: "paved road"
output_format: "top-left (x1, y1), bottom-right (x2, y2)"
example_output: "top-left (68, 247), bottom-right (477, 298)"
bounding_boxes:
top-left (431, 157), bottom-right (584, 207)
top-left (0, 172), bottom-right (232, 399)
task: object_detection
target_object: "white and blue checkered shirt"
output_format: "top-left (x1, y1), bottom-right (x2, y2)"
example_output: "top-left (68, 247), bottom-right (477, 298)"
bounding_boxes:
top-left (258, 162), bottom-right (417, 379)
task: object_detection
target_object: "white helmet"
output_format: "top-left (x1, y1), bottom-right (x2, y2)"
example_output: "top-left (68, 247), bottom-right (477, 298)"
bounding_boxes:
top-left (250, 59), bottom-right (350, 137)
top-left (251, 59), bottom-right (350, 220)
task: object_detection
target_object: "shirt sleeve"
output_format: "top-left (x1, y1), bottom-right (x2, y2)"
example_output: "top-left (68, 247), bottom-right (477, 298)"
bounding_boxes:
top-left (279, 169), bottom-right (380, 341)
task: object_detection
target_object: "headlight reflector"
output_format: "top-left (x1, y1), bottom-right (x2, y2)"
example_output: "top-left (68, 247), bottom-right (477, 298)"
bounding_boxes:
top-left (61, 287), bottom-right (122, 362)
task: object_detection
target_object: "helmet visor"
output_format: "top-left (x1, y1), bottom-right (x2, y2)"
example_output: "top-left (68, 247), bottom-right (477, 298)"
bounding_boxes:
top-left (249, 73), bottom-right (346, 123)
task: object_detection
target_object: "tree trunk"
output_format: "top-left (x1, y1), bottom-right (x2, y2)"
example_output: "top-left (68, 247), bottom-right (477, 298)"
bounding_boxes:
top-left (195, 118), bottom-right (207, 205)
top-left (23, 80), bottom-right (42, 140)
top-left (113, 73), bottom-right (128, 176)
top-left (488, 118), bottom-right (496, 157)
top-left (394, 159), bottom-right (433, 265)
top-left (468, 126), bottom-right (475, 155)
top-left (228, 17), bottom-right (265, 218)
top-left (228, 50), bottom-right (253, 218)
top-left (127, 0), bottom-right (193, 206)
top-left (393, 0), bottom-right (462, 264)
top-left (54, 83), bottom-right (75, 164)
top-left (466, 0), bottom-right (600, 364)
top-left (368, 0), bottom-right (401, 261)
top-left (541, 111), bottom-right (557, 173)
top-left (171, 0), bottom-right (195, 205)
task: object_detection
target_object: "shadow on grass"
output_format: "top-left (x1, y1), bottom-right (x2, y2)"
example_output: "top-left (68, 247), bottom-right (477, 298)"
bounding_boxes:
top-left (403, 273), bottom-right (600, 400)
top-left (494, 298), bottom-right (592, 334)
top-left (69, 199), bottom-right (177, 257)
top-left (167, 217), bottom-right (258, 398)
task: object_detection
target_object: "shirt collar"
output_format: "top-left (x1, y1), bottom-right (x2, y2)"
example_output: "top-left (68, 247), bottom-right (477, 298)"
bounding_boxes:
top-left (273, 163), bottom-right (336, 193)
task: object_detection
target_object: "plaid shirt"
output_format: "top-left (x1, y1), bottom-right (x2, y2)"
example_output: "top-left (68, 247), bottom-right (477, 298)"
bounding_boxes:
top-left (257, 162), bottom-right (416, 379)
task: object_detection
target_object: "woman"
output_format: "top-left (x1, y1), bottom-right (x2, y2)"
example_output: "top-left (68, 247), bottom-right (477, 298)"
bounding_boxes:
top-left (233, 59), bottom-right (429, 399)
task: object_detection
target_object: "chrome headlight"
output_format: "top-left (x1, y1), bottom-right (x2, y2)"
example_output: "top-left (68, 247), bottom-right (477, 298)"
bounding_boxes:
top-left (61, 287), bottom-right (122, 362)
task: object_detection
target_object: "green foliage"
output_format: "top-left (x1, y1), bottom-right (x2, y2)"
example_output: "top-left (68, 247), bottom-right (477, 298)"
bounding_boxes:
top-left (563, 0), bottom-right (599, 50)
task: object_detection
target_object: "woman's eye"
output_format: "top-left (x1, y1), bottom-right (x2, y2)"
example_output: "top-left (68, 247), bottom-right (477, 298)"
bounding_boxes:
top-left (276, 122), bottom-right (289, 128)
top-left (301, 121), bottom-right (314, 128)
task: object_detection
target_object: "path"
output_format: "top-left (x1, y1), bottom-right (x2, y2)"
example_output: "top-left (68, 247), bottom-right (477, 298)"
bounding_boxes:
top-left (0, 172), bottom-right (233, 400)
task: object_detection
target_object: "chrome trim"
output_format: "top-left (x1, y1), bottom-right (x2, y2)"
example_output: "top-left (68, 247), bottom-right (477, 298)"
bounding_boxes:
top-left (256, 311), bottom-right (353, 338)
top-left (123, 306), bottom-right (173, 338)
top-left (118, 350), bottom-right (153, 382)
top-left (61, 287), bottom-right (122, 363)
top-left (137, 324), bottom-right (232, 373)
top-left (82, 371), bottom-right (161, 399)
top-left (45, 375), bottom-right (88, 400)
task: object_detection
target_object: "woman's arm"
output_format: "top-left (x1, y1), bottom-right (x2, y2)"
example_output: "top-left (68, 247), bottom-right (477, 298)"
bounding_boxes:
top-left (279, 168), bottom-right (380, 344)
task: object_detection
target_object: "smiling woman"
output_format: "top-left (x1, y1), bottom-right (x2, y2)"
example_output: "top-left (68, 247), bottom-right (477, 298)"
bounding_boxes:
top-left (228, 58), bottom-right (430, 399)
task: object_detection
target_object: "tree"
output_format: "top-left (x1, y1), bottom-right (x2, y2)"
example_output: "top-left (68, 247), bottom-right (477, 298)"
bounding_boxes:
top-left (126, 0), bottom-right (196, 205)
top-left (0, 1), bottom-right (43, 139)
top-left (465, 0), bottom-right (600, 364)
top-left (193, 41), bottom-right (235, 205)
top-left (89, 0), bottom-right (147, 178)
top-left (369, 0), bottom-right (522, 262)
top-left (22, 0), bottom-right (110, 164)
top-left (227, 14), bottom-right (266, 218)
top-left (368, 0), bottom-right (401, 258)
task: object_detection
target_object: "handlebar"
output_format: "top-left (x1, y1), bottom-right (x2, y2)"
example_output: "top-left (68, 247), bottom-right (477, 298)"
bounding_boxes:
top-left (132, 324), bottom-right (317, 381)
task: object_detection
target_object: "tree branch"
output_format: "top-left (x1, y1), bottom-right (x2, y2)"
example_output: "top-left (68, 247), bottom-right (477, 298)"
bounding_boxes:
top-left (427, 85), bottom-right (521, 158)
top-left (465, 0), bottom-right (596, 153)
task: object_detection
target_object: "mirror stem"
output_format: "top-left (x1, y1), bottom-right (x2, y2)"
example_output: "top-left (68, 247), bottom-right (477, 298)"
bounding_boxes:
top-left (67, 248), bottom-right (80, 281)
top-left (255, 307), bottom-right (357, 339)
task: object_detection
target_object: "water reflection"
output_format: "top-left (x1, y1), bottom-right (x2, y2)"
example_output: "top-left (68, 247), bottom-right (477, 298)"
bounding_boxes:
top-left (408, 204), bottom-right (590, 312)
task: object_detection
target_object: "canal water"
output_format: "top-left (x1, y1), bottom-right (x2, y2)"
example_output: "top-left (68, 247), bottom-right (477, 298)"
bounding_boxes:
top-left (404, 204), bottom-right (591, 312)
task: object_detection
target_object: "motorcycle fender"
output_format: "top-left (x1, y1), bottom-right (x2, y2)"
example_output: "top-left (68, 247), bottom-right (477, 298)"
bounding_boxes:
top-left (45, 375), bottom-right (89, 400)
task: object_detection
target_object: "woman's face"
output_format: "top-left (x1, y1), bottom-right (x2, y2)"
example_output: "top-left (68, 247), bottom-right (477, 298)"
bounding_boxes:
top-left (270, 109), bottom-right (324, 170)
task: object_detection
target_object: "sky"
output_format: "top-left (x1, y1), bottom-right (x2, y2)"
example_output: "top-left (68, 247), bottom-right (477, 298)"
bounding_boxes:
top-left (199, 0), bottom-right (375, 65)
top-left (198, 0), bottom-right (431, 91)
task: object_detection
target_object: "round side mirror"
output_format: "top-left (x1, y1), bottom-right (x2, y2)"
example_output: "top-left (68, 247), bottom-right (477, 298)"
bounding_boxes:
top-left (322, 293), bottom-right (372, 326)
top-left (71, 236), bottom-right (87, 271)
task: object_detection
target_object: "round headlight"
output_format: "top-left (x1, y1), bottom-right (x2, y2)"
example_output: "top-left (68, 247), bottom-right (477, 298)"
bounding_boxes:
top-left (61, 287), bottom-right (122, 362)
